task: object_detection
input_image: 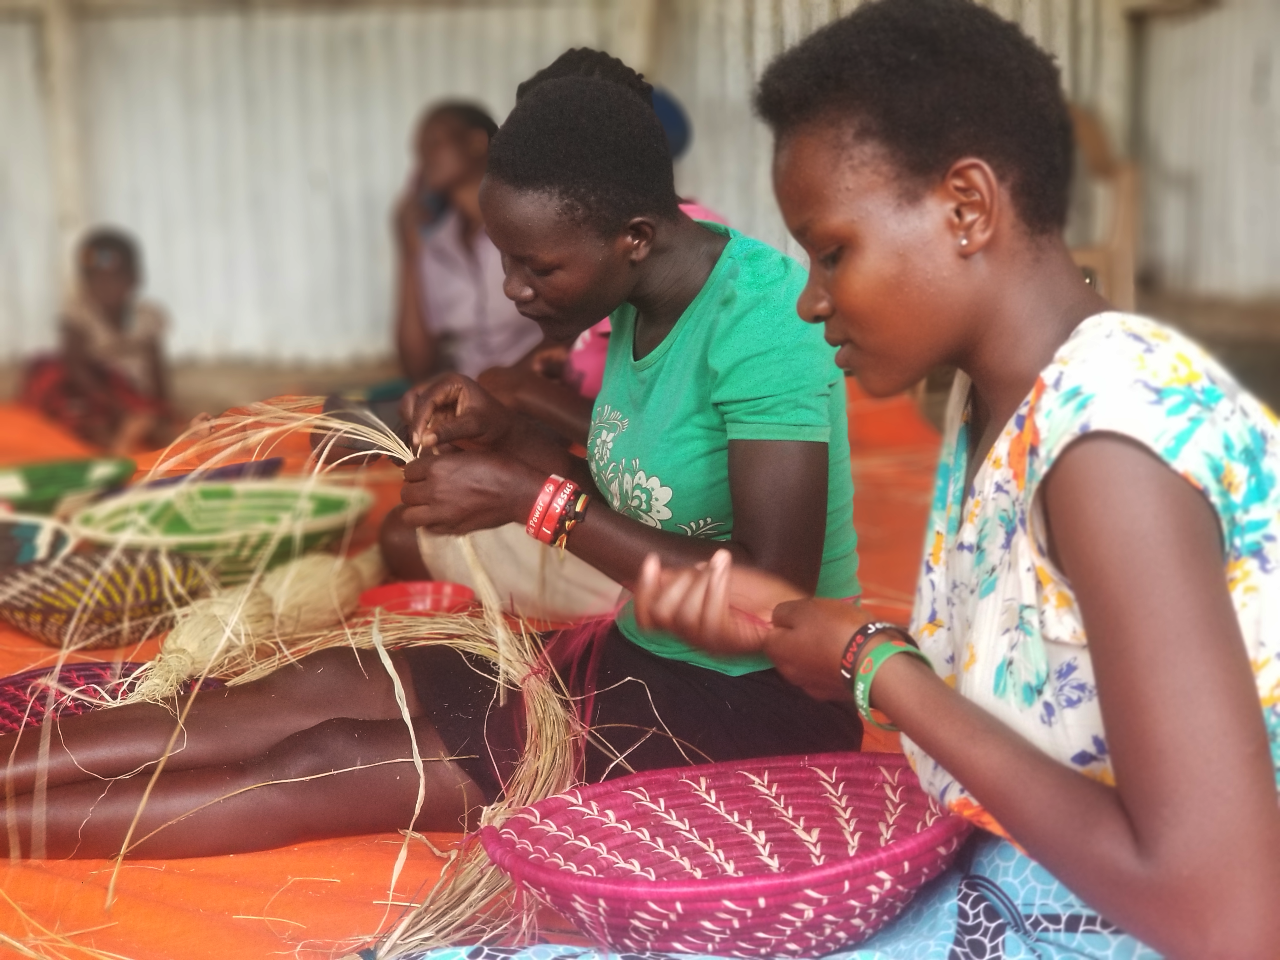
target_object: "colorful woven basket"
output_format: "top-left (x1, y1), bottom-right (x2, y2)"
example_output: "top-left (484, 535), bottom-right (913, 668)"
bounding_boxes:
top-left (0, 661), bottom-right (223, 735)
top-left (0, 515), bottom-right (72, 566)
top-left (0, 549), bottom-right (212, 650)
top-left (481, 752), bottom-right (972, 957)
top-left (0, 458), bottom-right (135, 515)
top-left (68, 480), bottom-right (373, 584)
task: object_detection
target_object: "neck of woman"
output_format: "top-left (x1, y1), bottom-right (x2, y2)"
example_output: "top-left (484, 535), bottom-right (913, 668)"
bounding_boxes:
top-left (959, 238), bottom-right (1112, 464)
top-left (628, 217), bottom-right (730, 358)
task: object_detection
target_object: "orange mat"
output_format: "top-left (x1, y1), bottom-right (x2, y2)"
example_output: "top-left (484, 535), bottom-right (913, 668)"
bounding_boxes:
top-left (0, 387), bottom-right (940, 957)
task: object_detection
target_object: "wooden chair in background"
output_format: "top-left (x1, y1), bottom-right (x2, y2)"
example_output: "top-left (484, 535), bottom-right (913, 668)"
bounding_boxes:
top-left (1069, 104), bottom-right (1140, 312)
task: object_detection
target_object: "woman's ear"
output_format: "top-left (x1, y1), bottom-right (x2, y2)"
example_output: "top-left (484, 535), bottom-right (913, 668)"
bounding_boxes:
top-left (621, 217), bottom-right (658, 264)
top-left (941, 158), bottom-right (1000, 256)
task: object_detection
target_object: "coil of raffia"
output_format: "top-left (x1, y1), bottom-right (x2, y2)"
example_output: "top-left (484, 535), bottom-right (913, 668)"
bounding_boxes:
top-left (480, 752), bottom-right (973, 958)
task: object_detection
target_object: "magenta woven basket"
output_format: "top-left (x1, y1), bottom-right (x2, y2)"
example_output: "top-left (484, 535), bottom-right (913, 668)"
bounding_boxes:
top-left (481, 751), bottom-right (972, 957)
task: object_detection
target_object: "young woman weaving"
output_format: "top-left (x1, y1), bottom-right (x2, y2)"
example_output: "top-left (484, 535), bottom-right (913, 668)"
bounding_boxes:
top-left (633, 2), bottom-right (1280, 958)
top-left (0, 72), bottom-right (861, 859)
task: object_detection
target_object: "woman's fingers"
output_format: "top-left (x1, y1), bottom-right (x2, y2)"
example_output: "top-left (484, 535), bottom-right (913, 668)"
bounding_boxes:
top-left (643, 567), bottom-right (701, 631)
top-left (634, 554), bottom-right (664, 630)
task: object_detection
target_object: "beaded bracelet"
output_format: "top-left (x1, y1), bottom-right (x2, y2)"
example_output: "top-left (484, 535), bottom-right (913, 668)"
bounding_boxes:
top-left (538, 479), bottom-right (579, 544)
top-left (851, 639), bottom-right (932, 731)
top-left (554, 492), bottom-right (592, 549)
top-left (525, 475), bottom-right (564, 540)
top-left (839, 621), bottom-right (912, 687)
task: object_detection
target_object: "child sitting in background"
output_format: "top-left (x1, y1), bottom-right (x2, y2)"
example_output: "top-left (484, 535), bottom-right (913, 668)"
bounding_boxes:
top-left (20, 228), bottom-right (172, 455)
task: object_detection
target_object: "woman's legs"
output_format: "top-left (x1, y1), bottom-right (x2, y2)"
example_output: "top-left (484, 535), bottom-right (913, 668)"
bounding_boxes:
top-left (5, 714), bottom-right (479, 859)
top-left (0, 647), bottom-right (485, 858)
top-left (1, 648), bottom-right (414, 796)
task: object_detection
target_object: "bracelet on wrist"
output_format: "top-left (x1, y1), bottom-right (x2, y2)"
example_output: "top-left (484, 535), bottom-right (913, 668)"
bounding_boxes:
top-left (554, 492), bottom-right (591, 550)
top-left (537, 479), bottom-right (579, 544)
top-left (851, 638), bottom-right (932, 732)
top-left (525, 474), bottom-right (564, 540)
top-left (839, 622), bottom-right (913, 686)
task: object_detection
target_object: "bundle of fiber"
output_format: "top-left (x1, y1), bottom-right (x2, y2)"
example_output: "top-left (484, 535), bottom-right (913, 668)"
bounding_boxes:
top-left (481, 752), bottom-right (972, 957)
top-left (0, 549), bottom-right (213, 650)
top-left (118, 547), bottom-right (385, 704)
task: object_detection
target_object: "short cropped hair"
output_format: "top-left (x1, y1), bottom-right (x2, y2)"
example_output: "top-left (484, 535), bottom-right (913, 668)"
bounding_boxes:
top-left (517, 47), bottom-right (653, 107)
top-left (427, 101), bottom-right (498, 140)
top-left (80, 227), bottom-right (140, 276)
top-left (754, 0), bottom-right (1074, 234)
top-left (487, 75), bottom-right (681, 234)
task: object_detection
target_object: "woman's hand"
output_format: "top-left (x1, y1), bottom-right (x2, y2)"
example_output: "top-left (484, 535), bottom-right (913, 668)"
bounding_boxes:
top-left (765, 599), bottom-right (870, 701)
top-left (400, 374), bottom-right (515, 451)
top-left (400, 448), bottom-right (540, 535)
top-left (634, 549), bottom-right (807, 656)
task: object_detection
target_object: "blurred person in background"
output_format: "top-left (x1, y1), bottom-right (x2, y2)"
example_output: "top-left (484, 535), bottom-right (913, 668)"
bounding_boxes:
top-left (478, 48), bottom-right (728, 445)
top-left (393, 101), bottom-right (543, 385)
top-left (19, 227), bottom-right (173, 455)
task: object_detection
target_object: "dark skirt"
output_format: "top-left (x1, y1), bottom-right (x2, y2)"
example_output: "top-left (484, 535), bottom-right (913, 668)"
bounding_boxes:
top-left (406, 623), bottom-right (863, 804)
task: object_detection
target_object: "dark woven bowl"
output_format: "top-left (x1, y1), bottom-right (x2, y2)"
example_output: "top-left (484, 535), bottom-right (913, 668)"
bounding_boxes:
top-left (482, 752), bottom-right (971, 957)
top-left (0, 549), bottom-right (212, 650)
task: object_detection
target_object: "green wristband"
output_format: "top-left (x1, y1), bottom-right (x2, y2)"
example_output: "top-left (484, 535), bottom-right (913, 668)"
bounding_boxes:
top-left (851, 639), bottom-right (932, 731)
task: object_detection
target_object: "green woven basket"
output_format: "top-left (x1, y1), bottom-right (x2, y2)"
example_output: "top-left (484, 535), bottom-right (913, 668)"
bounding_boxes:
top-left (68, 480), bottom-right (374, 584)
top-left (0, 458), bottom-right (135, 515)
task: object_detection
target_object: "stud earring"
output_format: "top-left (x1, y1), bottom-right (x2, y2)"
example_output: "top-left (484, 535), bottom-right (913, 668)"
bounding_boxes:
top-left (959, 237), bottom-right (969, 248)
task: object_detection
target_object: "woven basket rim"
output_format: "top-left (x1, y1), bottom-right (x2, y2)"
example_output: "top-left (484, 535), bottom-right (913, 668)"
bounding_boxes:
top-left (68, 480), bottom-right (374, 547)
top-left (482, 751), bottom-right (971, 902)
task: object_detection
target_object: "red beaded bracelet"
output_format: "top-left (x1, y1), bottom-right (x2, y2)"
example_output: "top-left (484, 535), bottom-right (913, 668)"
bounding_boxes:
top-left (538, 479), bottom-right (579, 544)
top-left (525, 474), bottom-right (564, 540)
top-left (554, 492), bottom-right (592, 549)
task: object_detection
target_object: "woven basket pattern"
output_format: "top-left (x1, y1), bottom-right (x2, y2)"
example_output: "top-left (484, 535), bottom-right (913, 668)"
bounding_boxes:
top-left (482, 752), bottom-right (971, 957)
top-left (0, 662), bottom-right (222, 734)
top-left (0, 550), bottom-right (211, 649)
top-left (70, 480), bottom-right (373, 584)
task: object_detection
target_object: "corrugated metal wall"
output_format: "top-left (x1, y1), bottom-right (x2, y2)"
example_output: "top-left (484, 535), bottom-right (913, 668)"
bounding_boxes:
top-left (1142, 0), bottom-right (1280, 299)
top-left (0, 17), bottom-right (59, 359)
top-left (660, 0), bottom-right (1111, 259)
top-left (0, 0), bottom-right (1116, 365)
top-left (79, 2), bottom-right (606, 362)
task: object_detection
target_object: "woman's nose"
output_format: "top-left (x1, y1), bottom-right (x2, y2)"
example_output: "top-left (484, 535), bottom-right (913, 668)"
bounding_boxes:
top-left (796, 279), bottom-right (833, 325)
top-left (502, 272), bottom-right (535, 304)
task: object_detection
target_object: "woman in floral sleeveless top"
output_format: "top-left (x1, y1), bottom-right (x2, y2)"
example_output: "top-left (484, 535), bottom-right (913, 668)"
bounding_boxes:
top-left (635, 2), bottom-right (1280, 958)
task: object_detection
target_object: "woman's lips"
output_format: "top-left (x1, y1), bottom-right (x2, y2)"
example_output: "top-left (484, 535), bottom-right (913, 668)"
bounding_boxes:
top-left (834, 342), bottom-right (857, 370)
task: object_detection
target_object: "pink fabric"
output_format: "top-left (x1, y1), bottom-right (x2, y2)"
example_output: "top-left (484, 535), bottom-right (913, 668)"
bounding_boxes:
top-left (678, 199), bottom-right (730, 226)
top-left (562, 201), bottom-right (729, 400)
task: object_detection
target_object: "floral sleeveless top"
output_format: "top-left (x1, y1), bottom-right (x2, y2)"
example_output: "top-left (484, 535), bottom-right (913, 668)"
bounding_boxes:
top-left (906, 312), bottom-right (1280, 833)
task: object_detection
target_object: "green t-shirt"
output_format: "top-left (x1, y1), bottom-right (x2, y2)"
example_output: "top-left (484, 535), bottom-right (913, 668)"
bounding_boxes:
top-left (587, 224), bottom-right (859, 675)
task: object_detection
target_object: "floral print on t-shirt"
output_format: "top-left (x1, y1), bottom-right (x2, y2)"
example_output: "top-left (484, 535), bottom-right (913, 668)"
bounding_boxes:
top-left (589, 404), bottom-right (673, 529)
top-left (907, 312), bottom-right (1280, 833)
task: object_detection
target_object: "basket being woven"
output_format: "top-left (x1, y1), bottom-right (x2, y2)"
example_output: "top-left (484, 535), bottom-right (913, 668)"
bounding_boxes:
top-left (481, 751), bottom-right (971, 958)
top-left (0, 550), bottom-right (212, 650)
top-left (69, 480), bottom-right (373, 584)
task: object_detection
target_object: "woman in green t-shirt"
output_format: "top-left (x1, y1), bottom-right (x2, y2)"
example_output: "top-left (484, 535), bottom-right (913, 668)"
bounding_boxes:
top-left (0, 66), bottom-right (861, 860)
top-left (396, 73), bottom-right (861, 800)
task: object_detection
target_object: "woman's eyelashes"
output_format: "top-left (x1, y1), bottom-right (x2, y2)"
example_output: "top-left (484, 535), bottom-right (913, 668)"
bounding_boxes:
top-left (816, 246), bottom-right (843, 271)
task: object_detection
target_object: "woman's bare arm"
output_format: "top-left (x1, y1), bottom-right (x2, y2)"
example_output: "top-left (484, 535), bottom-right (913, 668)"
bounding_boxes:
top-left (636, 433), bottom-right (1280, 958)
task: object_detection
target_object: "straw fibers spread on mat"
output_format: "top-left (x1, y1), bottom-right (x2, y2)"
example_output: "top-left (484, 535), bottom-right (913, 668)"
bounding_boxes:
top-left (1, 398), bottom-right (584, 959)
